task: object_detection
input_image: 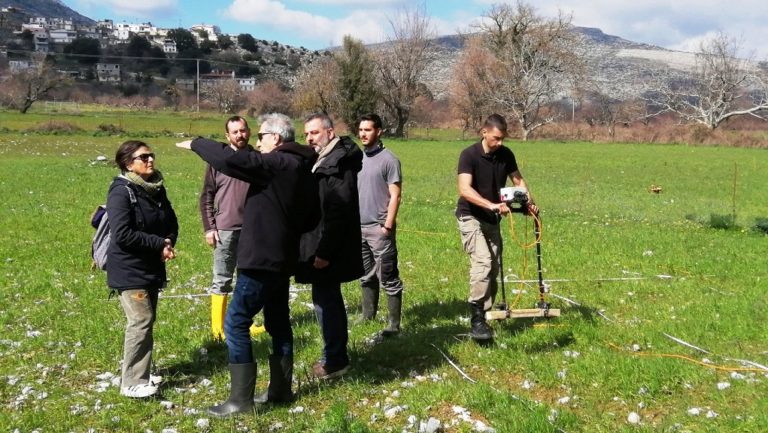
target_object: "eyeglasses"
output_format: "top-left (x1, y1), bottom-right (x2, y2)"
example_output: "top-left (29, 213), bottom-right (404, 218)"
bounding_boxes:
top-left (133, 153), bottom-right (155, 162)
top-left (257, 132), bottom-right (276, 141)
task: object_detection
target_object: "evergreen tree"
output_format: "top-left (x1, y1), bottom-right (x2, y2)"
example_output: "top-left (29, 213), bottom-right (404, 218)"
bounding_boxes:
top-left (335, 35), bottom-right (379, 132)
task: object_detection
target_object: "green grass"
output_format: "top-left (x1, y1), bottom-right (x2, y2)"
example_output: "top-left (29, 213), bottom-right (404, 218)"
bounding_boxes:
top-left (1, 108), bottom-right (767, 432)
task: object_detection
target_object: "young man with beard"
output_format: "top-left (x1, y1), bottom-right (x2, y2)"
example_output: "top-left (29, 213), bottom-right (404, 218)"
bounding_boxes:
top-left (356, 113), bottom-right (404, 337)
top-left (199, 116), bottom-right (253, 340)
top-left (456, 114), bottom-right (538, 341)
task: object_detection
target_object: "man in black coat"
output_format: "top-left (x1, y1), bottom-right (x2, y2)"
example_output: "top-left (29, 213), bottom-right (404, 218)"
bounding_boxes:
top-left (177, 113), bottom-right (320, 416)
top-left (296, 113), bottom-right (364, 380)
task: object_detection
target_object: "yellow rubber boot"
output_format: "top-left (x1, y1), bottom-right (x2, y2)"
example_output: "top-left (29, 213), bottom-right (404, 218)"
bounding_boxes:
top-left (211, 293), bottom-right (228, 341)
top-left (249, 324), bottom-right (266, 337)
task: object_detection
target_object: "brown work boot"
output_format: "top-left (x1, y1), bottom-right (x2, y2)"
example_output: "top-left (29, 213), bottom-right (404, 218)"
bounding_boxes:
top-left (311, 361), bottom-right (350, 380)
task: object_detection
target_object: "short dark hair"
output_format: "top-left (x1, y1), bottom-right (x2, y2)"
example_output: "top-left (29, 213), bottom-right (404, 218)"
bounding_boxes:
top-left (482, 114), bottom-right (508, 136)
top-left (304, 113), bottom-right (333, 129)
top-left (225, 116), bottom-right (249, 133)
top-left (115, 140), bottom-right (150, 172)
top-left (358, 113), bottom-right (382, 129)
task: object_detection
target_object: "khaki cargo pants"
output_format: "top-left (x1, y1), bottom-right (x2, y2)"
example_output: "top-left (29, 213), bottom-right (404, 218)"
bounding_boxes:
top-left (457, 215), bottom-right (501, 311)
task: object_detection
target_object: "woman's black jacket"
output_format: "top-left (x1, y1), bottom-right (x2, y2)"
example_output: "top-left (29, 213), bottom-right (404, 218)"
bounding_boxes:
top-left (106, 176), bottom-right (178, 290)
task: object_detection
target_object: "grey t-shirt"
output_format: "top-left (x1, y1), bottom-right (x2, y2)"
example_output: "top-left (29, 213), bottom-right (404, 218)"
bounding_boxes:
top-left (358, 146), bottom-right (402, 226)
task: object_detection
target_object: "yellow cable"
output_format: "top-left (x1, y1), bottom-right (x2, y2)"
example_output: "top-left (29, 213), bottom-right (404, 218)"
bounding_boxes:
top-left (607, 342), bottom-right (767, 373)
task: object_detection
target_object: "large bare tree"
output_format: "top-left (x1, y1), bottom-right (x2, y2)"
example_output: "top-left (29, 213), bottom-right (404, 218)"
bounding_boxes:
top-left (2, 53), bottom-right (68, 114)
top-left (450, 36), bottom-right (495, 135)
top-left (472, 1), bottom-right (584, 140)
top-left (375, 5), bottom-right (435, 137)
top-left (291, 56), bottom-right (340, 117)
top-left (651, 32), bottom-right (768, 129)
top-left (200, 79), bottom-right (243, 113)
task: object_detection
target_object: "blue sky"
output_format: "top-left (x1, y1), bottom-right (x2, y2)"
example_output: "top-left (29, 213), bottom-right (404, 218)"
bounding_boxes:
top-left (69, 0), bottom-right (768, 59)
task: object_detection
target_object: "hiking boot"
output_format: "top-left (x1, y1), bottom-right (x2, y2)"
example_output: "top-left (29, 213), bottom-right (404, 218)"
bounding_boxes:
top-left (311, 361), bottom-right (350, 380)
top-left (120, 383), bottom-right (158, 398)
top-left (469, 303), bottom-right (493, 341)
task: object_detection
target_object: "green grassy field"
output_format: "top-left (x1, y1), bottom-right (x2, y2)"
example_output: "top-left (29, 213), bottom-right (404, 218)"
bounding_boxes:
top-left (0, 108), bottom-right (767, 433)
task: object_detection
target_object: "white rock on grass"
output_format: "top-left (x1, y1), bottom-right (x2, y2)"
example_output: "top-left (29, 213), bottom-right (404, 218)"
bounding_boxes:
top-left (716, 382), bottom-right (731, 390)
top-left (687, 407), bottom-right (701, 416)
top-left (473, 420), bottom-right (496, 432)
top-left (729, 372), bottom-right (746, 380)
top-left (418, 417), bottom-right (441, 433)
top-left (706, 410), bottom-right (718, 418)
top-left (385, 405), bottom-right (405, 418)
top-left (195, 419), bottom-right (209, 429)
top-left (557, 396), bottom-right (571, 404)
top-left (96, 372), bottom-right (116, 380)
top-left (627, 412), bottom-right (641, 424)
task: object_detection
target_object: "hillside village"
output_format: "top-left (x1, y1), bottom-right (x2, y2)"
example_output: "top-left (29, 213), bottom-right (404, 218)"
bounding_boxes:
top-left (0, 6), bottom-right (324, 91)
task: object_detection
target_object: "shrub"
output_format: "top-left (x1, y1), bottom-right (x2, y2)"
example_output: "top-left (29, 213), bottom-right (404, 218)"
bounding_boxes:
top-left (25, 121), bottom-right (84, 134)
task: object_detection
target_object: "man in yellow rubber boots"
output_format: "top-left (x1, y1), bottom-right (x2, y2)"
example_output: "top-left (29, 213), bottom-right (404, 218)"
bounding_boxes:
top-left (199, 116), bottom-right (263, 339)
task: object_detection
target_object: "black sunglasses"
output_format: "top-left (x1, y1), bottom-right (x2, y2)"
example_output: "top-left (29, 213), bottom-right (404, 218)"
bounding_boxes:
top-left (257, 132), bottom-right (276, 141)
top-left (133, 153), bottom-right (155, 162)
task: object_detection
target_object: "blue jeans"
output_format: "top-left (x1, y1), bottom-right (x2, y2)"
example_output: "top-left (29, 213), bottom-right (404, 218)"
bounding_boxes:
top-left (224, 270), bottom-right (292, 364)
top-left (311, 281), bottom-right (349, 367)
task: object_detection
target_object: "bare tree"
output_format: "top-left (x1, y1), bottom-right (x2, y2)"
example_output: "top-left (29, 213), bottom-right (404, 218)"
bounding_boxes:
top-left (246, 80), bottom-right (293, 116)
top-left (449, 36), bottom-right (495, 135)
top-left (1, 53), bottom-right (68, 114)
top-left (201, 79), bottom-right (243, 113)
top-left (651, 32), bottom-right (768, 129)
top-left (291, 56), bottom-right (340, 117)
top-left (375, 4), bottom-right (435, 137)
top-left (473, 1), bottom-right (584, 140)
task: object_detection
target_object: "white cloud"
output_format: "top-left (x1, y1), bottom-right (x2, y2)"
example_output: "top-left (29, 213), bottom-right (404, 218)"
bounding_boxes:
top-left (296, 0), bottom-right (403, 4)
top-left (222, 0), bottom-right (387, 46)
top-left (77, 0), bottom-right (178, 18)
top-left (470, 0), bottom-right (768, 59)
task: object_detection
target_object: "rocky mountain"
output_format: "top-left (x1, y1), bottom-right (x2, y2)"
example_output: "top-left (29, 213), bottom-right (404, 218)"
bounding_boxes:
top-left (419, 26), bottom-right (698, 100)
top-left (0, 0), bottom-right (94, 25)
top-left (0, 0), bottom-right (708, 101)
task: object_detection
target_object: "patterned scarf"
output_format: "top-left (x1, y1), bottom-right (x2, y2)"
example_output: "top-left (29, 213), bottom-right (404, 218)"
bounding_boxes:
top-left (124, 170), bottom-right (165, 196)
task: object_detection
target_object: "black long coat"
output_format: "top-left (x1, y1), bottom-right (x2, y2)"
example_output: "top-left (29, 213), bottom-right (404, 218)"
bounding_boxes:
top-left (296, 136), bottom-right (364, 284)
top-left (191, 138), bottom-right (320, 275)
top-left (106, 177), bottom-right (178, 290)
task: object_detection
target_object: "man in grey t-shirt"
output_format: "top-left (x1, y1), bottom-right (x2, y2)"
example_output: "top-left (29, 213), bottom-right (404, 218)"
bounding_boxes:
top-left (357, 113), bottom-right (404, 336)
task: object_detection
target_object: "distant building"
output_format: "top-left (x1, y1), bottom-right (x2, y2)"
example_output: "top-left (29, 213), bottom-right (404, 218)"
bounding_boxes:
top-left (9, 59), bottom-right (36, 72)
top-left (96, 63), bottom-right (121, 82)
top-left (190, 24), bottom-right (221, 42)
top-left (237, 76), bottom-right (256, 91)
top-left (161, 39), bottom-right (177, 55)
top-left (49, 28), bottom-right (77, 44)
top-left (176, 78), bottom-right (195, 91)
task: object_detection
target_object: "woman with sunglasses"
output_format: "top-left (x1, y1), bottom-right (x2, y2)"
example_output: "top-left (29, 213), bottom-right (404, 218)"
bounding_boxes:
top-left (107, 140), bottom-right (178, 399)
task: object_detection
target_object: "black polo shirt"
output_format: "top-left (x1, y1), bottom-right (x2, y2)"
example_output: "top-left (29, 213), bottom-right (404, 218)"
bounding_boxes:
top-left (455, 141), bottom-right (519, 224)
